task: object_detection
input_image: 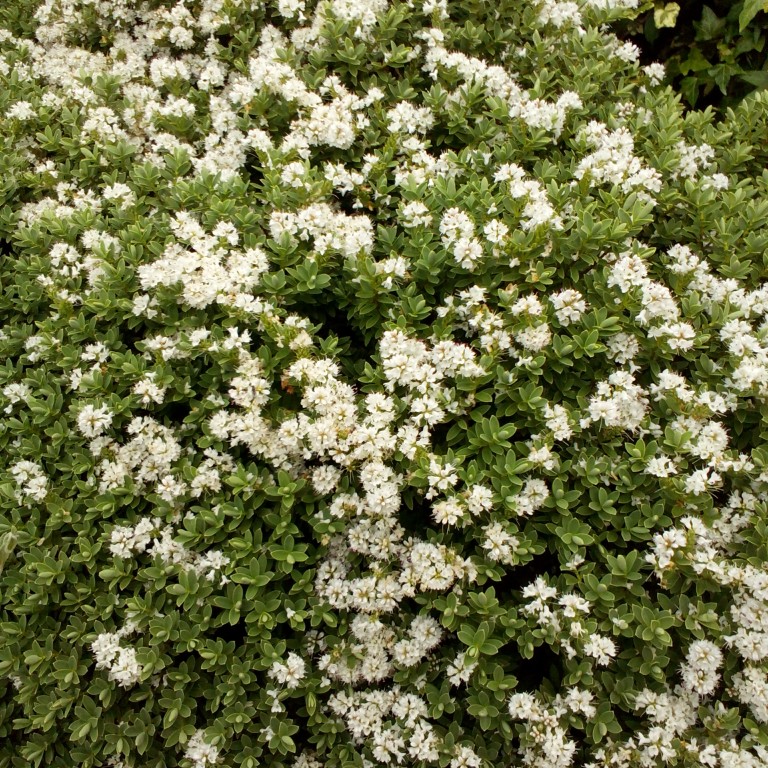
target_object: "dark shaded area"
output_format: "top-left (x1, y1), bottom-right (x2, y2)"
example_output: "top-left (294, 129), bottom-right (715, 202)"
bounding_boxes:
top-left (495, 546), bottom-right (561, 594)
top-left (399, 492), bottom-right (433, 535)
top-left (331, 190), bottom-right (366, 218)
top-left (429, 421), bottom-right (453, 452)
top-left (302, 302), bottom-right (378, 373)
top-left (244, 152), bottom-right (265, 189)
top-left (211, 620), bottom-right (248, 646)
top-left (613, 0), bottom-right (768, 111)
top-left (159, 400), bottom-right (189, 426)
top-left (512, 641), bottom-right (562, 693)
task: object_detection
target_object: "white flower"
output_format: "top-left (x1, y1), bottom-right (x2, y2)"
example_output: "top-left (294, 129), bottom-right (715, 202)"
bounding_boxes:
top-left (77, 404), bottom-right (114, 438)
top-left (450, 745), bottom-right (482, 768)
top-left (400, 200), bottom-right (433, 228)
top-left (184, 730), bottom-right (220, 768)
top-left (133, 372), bottom-right (167, 405)
top-left (102, 182), bottom-right (136, 210)
top-left (91, 632), bottom-right (143, 688)
top-left (681, 640), bottom-right (722, 696)
top-left (466, 485), bottom-right (494, 514)
top-left (550, 289), bottom-right (587, 326)
top-left (482, 522), bottom-right (519, 564)
top-left (109, 647), bottom-right (143, 687)
top-left (643, 62), bottom-right (666, 85)
top-left (508, 691), bottom-right (539, 719)
top-left (584, 371), bottom-right (648, 432)
top-left (733, 667), bottom-right (768, 723)
top-left (8, 101), bottom-right (35, 120)
top-left (645, 456), bottom-right (678, 478)
top-left (583, 634), bottom-right (617, 666)
top-left (544, 403), bottom-right (573, 441)
top-left (386, 102), bottom-right (434, 134)
top-left (10, 460), bottom-right (48, 502)
top-left (432, 497), bottom-right (464, 525)
top-left (269, 652), bottom-right (307, 689)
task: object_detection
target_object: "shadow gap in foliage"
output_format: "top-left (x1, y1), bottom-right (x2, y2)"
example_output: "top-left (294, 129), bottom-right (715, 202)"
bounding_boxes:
top-left (495, 546), bottom-right (561, 595)
top-left (513, 641), bottom-right (563, 694)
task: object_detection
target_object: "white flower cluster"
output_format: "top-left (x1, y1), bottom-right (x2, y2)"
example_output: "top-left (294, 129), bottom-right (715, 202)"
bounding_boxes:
top-left (494, 163), bottom-right (563, 230)
top-left (505, 478), bottom-right (550, 517)
top-left (575, 122), bottom-right (662, 198)
top-left (102, 182), bottom-right (136, 210)
top-left (646, 503), bottom-right (768, 727)
top-left (508, 689), bottom-right (597, 768)
top-left (133, 371), bottom-right (167, 406)
top-left (536, 1), bottom-right (583, 30)
top-left (109, 517), bottom-right (157, 558)
top-left (390, 139), bottom-right (460, 189)
top-left (400, 200), bottom-right (433, 228)
top-left (374, 256), bottom-right (410, 290)
top-left (626, 686), bottom-right (700, 766)
top-left (184, 729), bottom-right (220, 768)
top-left (328, 0), bottom-right (389, 37)
top-left (522, 578), bottom-right (617, 666)
top-left (318, 614), bottom-right (442, 684)
top-left (607, 248), bottom-right (698, 352)
top-left (582, 371), bottom-right (649, 433)
top-left (446, 649), bottom-right (479, 687)
top-left (95, 416), bottom-right (182, 495)
top-left (651, 244), bottom-right (768, 400)
top-left (379, 328), bottom-right (486, 393)
top-left (420, 27), bottom-right (582, 136)
top-left (438, 286), bottom-right (512, 354)
top-left (439, 207), bottom-right (484, 270)
top-left (386, 101), bottom-right (434, 134)
top-left (733, 666), bottom-right (768, 723)
top-left (482, 521), bottom-right (520, 564)
top-left (507, 293), bottom-right (554, 352)
top-left (328, 687), bottom-right (442, 765)
top-left (644, 370), bottom-right (742, 486)
top-left (109, 514), bottom-right (230, 582)
top-left (549, 289), bottom-right (587, 327)
top-left (680, 639), bottom-right (723, 696)
top-left (543, 403), bottom-right (574, 442)
top-left (7, 100), bottom-right (35, 120)
top-left (600, 678), bottom-right (768, 768)
top-left (189, 449), bottom-right (235, 499)
top-left (76, 403), bottom-right (113, 438)
top-left (269, 203), bottom-right (374, 258)
top-left (36, 241), bottom-right (107, 305)
top-left (269, 652), bottom-right (307, 689)
top-left (1, 381), bottom-right (31, 413)
top-left (137, 211), bottom-right (271, 311)
top-left (673, 140), bottom-right (715, 180)
top-left (432, 483), bottom-right (493, 526)
top-left (10, 460), bottom-right (48, 503)
top-left (91, 624), bottom-right (143, 688)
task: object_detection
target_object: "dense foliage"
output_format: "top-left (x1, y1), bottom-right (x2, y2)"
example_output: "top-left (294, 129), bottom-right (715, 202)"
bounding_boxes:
top-left (616, 1), bottom-right (768, 110)
top-left (1, 1), bottom-right (768, 768)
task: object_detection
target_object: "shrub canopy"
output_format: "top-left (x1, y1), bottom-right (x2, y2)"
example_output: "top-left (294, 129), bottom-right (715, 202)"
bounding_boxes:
top-left (1, 1), bottom-right (768, 768)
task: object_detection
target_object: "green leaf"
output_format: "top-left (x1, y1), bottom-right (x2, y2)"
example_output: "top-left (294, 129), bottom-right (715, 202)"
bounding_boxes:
top-left (695, 6), bottom-right (726, 41)
top-left (654, 2), bottom-right (680, 29)
top-left (740, 70), bottom-right (768, 89)
top-left (739, 0), bottom-right (765, 32)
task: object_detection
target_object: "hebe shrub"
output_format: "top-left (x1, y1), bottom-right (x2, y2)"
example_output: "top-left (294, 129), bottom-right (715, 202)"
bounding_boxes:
top-left (1, 1), bottom-right (768, 767)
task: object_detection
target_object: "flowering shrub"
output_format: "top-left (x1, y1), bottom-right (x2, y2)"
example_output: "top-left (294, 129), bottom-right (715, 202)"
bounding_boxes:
top-left (2, 1), bottom-right (768, 768)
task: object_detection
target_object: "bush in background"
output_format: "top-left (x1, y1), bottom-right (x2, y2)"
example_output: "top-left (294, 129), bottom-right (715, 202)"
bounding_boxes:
top-left (615, 1), bottom-right (768, 109)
